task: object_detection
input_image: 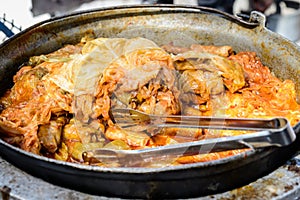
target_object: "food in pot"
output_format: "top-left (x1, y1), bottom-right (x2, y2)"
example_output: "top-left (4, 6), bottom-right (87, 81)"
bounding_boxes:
top-left (0, 36), bottom-right (299, 167)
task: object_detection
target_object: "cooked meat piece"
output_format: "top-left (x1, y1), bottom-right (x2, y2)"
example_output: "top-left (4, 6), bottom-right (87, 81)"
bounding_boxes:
top-left (162, 43), bottom-right (233, 57)
top-left (115, 62), bottom-right (161, 93)
top-left (38, 115), bottom-right (69, 153)
top-left (174, 51), bottom-right (245, 93)
top-left (161, 43), bottom-right (190, 54)
top-left (190, 44), bottom-right (233, 57)
top-left (105, 126), bottom-right (150, 147)
top-left (73, 94), bottom-right (94, 123)
top-left (59, 118), bottom-right (105, 162)
top-left (179, 70), bottom-right (224, 95)
top-left (180, 92), bottom-right (209, 105)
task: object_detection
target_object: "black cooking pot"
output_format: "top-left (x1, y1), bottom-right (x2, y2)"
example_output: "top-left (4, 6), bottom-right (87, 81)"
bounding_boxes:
top-left (0, 5), bottom-right (299, 199)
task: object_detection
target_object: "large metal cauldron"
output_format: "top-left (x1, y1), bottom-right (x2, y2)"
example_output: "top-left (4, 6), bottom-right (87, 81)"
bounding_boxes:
top-left (0, 5), bottom-right (299, 199)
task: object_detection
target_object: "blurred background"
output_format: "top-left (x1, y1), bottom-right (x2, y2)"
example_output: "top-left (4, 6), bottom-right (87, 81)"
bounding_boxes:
top-left (0, 0), bottom-right (299, 42)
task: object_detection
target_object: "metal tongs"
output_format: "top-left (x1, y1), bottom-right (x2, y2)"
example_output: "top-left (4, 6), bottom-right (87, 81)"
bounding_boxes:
top-left (83, 108), bottom-right (296, 166)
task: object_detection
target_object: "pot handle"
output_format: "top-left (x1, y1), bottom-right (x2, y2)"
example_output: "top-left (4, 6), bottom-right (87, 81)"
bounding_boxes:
top-left (195, 6), bottom-right (265, 29)
top-left (248, 11), bottom-right (267, 28)
top-left (148, 5), bottom-right (264, 29)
